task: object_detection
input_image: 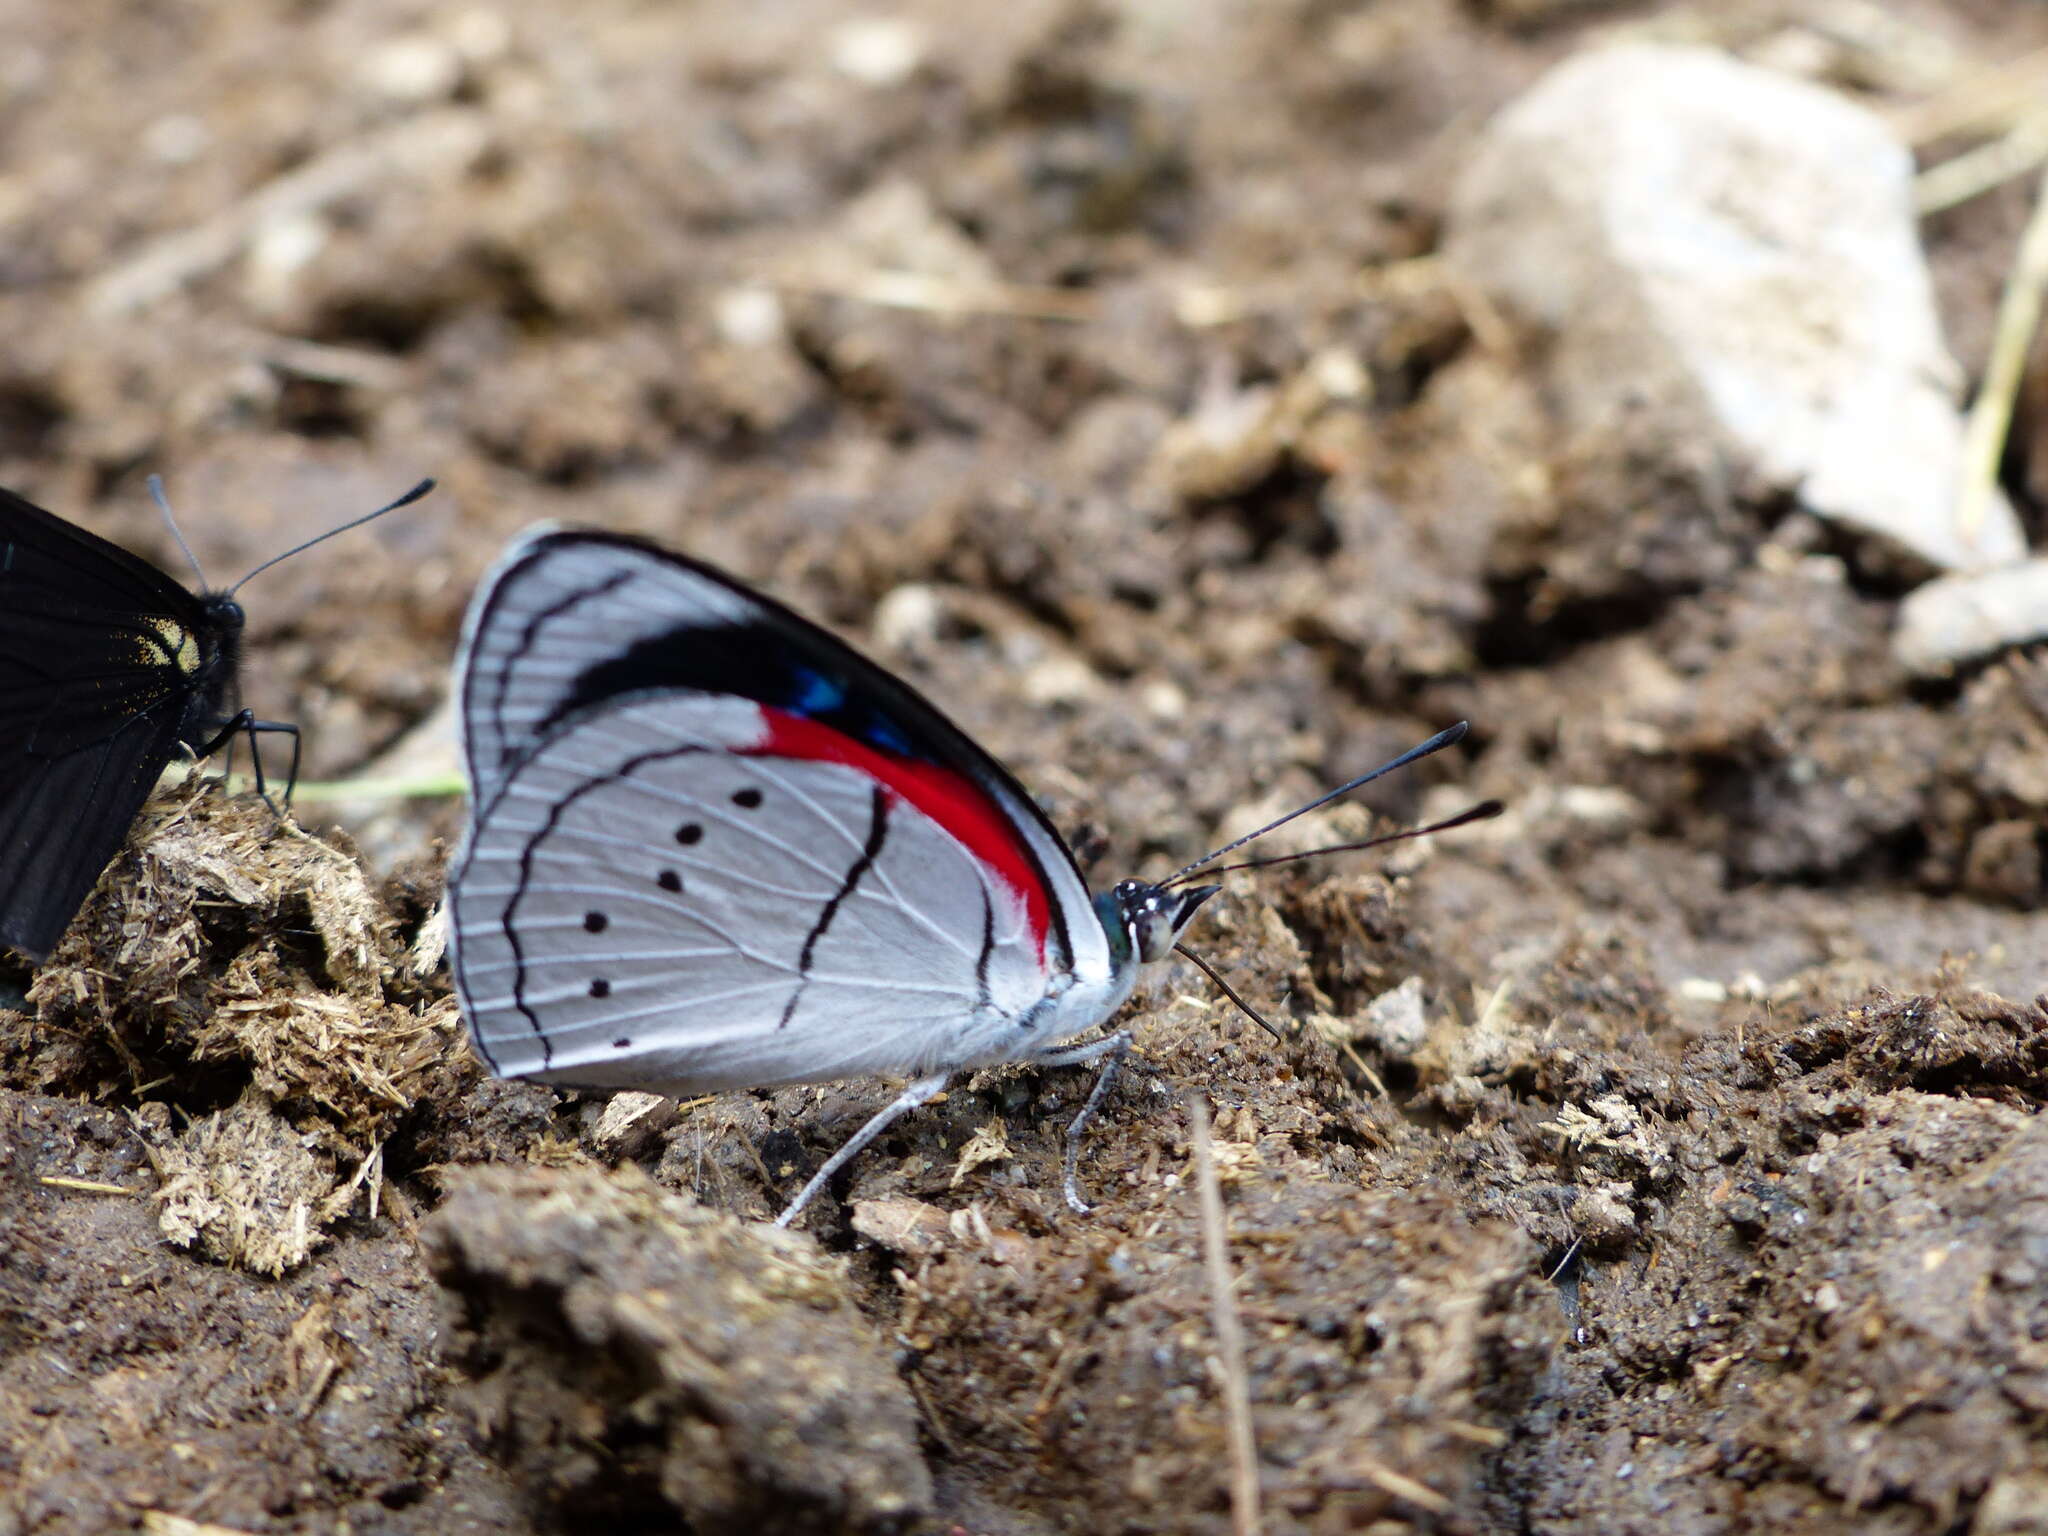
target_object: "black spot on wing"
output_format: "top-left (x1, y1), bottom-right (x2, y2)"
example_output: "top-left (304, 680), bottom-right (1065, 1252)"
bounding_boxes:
top-left (500, 743), bottom-right (714, 1067)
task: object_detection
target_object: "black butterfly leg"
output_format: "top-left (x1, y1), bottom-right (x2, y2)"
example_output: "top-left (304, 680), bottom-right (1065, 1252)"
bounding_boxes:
top-left (194, 711), bottom-right (302, 811)
top-left (1033, 1029), bottom-right (1134, 1215)
top-left (775, 1071), bottom-right (950, 1229)
top-left (242, 719), bottom-right (303, 807)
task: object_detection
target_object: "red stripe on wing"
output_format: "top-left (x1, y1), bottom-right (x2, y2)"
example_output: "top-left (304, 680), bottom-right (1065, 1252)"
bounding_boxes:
top-left (747, 707), bottom-right (1051, 958)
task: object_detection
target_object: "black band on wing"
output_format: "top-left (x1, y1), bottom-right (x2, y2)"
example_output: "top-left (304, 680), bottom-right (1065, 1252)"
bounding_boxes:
top-left (506, 531), bottom-right (1085, 976)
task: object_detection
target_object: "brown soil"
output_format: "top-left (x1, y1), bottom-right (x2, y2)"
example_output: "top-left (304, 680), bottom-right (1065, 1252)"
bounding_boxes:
top-left (4, 1), bottom-right (2048, 1532)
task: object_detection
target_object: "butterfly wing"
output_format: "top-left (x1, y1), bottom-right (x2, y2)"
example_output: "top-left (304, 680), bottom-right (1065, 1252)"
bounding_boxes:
top-left (451, 694), bottom-right (1074, 1089)
top-left (455, 528), bottom-right (1109, 980)
top-left (0, 487), bottom-right (225, 960)
top-left (0, 708), bottom-right (189, 960)
top-left (449, 530), bottom-right (1123, 1090)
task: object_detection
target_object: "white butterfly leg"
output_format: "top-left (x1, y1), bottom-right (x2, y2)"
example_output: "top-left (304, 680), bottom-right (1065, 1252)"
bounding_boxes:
top-left (1033, 1029), bottom-right (1134, 1215)
top-left (774, 1071), bottom-right (951, 1228)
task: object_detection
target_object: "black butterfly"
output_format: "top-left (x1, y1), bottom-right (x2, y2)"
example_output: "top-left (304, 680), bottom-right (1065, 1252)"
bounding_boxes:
top-left (0, 478), bottom-right (432, 963)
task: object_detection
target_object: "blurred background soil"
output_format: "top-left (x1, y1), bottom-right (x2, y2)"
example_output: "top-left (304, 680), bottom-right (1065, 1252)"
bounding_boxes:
top-left (3, 0), bottom-right (2048, 1532)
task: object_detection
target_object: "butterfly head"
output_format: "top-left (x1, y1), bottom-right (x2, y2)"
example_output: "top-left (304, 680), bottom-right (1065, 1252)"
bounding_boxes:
top-left (1101, 879), bottom-right (1218, 966)
top-left (201, 594), bottom-right (246, 634)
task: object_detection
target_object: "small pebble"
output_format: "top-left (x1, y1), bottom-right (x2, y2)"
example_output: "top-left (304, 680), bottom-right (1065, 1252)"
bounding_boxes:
top-left (1893, 557), bottom-right (2048, 676)
top-left (358, 34), bottom-right (463, 103)
top-left (828, 17), bottom-right (927, 87)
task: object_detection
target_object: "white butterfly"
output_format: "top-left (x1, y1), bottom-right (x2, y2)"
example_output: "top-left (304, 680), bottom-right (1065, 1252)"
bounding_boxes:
top-left (447, 528), bottom-right (1490, 1224)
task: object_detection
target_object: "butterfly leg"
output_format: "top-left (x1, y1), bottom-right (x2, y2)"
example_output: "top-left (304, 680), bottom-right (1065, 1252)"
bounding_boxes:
top-left (195, 712), bottom-right (302, 812)
top-left (241, 719), bottom-right (303, 807)
top-left (774, 1071), bottom-right (950, 1229)
top-left (1031, 1029), bottom-right (1134, 1216)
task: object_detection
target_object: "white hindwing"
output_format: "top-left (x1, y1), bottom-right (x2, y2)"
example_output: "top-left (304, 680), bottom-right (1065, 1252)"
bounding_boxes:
top-left (451, 695), bottom-right (1078, 1092)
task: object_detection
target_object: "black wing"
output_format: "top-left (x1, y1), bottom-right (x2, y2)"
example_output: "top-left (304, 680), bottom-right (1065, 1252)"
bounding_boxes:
top-left (0, 705), bottom-right (190, 960)
top-left (0, 484), bottom-right (203, 613)
top-left (0, 487), bottom-right (218, 960)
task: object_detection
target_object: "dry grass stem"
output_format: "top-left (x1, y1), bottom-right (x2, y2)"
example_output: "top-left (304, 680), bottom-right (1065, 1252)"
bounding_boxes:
top-left (771, 269), bottom-right (1098, 322)
top-left (1916, 111), bottom-right (2048, 216)
top-left (1354, 1459), bottom-right (1452, 1514)
top-left (1894, 45), bottom-right (2048, 146)
top-left (141, 1513), bottom-right (261, 1536)
top-left (1190, 1092), bottom-right (1260, 1536)
top-left (86, 110), bottom-right (489, 316)
top-left (37, 1176), bottom-right (136, 1195)
top-left (1957, 159), bottom-right (2048, 540)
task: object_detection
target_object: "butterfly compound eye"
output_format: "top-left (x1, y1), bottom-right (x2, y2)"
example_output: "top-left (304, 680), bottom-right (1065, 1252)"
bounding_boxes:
top-left (1115, 882), bottom-right (1176, 963)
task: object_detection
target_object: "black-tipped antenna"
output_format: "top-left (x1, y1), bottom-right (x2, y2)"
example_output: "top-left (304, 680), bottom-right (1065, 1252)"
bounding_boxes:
top-left (148, 474), bottom-right (210, 590)
top-left (1174, 942), bottom-right (1286, 1043)
top-left (1172, 799), bottom-right (1503, 885)
top-left (226, 478), bottom-right (436, 597)
top-left (1162, 722), bottom-right (1474, 887)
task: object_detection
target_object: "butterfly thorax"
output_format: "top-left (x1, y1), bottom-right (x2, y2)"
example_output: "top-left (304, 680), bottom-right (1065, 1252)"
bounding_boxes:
top-left (176, 593), bottom-right (247, 742)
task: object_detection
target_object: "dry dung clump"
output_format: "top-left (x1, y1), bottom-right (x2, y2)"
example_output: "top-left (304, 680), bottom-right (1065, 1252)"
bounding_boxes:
top-left (3, 783), bottom-right (466, 1271)
top-left (144, 1087), bottom-right (342, 1275)
top-left (423, 1162), bottom-right (933, 1534)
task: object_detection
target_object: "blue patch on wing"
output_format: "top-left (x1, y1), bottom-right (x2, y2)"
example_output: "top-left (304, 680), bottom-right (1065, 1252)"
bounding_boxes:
top-left (563, 619), bottom-right (933, 765)
top-left (787, 666), bottom-right (920, 757)
top-left (788, 667), bottom-right (846, 717)
top-left (863, 714), bottom-right (914, 756)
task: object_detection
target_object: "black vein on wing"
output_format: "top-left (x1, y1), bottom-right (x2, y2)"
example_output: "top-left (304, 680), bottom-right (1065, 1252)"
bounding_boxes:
top-left (777, 784), bottom-right (889, 1031)
top-left (503, 742), bottom-right (712, 1066)
top-left (974, 885), bottom-right (996, 1011)
top-left (483, 566), bottom-right (632, 783)
top-left (746, 754), bottom-right (977, 963)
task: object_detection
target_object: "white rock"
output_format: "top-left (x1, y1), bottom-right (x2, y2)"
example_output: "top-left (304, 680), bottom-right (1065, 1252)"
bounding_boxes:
top-left (143, 114), bottom-right (210, 166)
top-left (358, 34), bottom-right (464, 103)
top-left (1359, 976), bottom-right (1429, 1059)
top-left (828, 17), bottom-right (928, 88)
top-left (1893, 557), bottom-right (2048, 674)
top-left (873, 583), bottom-right (943, 652)
top-left (244, 211), bottom-right (330, 314)
top-left (1444, 43), bottom-right (2025, 573)
top-left (711, 284), bottom-right (787, 347)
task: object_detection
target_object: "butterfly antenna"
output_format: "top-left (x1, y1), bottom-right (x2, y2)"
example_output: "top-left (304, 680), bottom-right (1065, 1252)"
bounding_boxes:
top-left (1162, 722), bottom-right (1474, 887)
top-left (148, 474), bottom-right (210, 590)
top-left (1178, 798), bottom-right (1504, 883)
top-left (1174, 942), bottom-right (1286, 1043)
top-left (227, 478), bottom-right (436, 597)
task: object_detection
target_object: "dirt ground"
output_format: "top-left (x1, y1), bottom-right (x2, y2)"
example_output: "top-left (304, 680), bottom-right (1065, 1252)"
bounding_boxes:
top-left (4, 0), bottom-right (2048, 1531)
